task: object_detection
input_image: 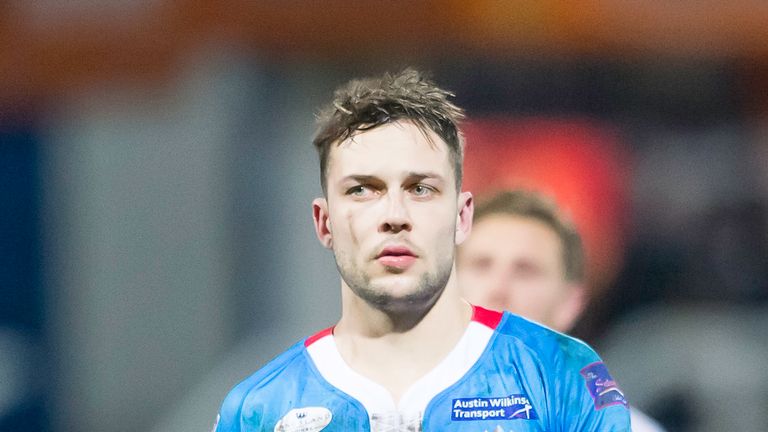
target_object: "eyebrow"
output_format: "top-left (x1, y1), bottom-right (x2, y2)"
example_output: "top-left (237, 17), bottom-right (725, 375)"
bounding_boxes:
top-left (340, 172), bottom-right (445, 183)
top-left (403, 172), bottom-right (446, 184)
top-left (339, 175), bottom-right (379, 184)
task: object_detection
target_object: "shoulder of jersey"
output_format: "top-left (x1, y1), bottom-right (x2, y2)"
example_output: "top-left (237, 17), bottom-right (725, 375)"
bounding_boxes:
top-left (218, 339), bottom-right (310, 419)
top-left (493, 308), bottom-right (601, 365)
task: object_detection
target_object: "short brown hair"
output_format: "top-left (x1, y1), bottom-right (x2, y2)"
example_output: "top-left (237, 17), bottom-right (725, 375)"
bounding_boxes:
top-left (473, 190), bottom-right (585, 282)
top-left (312, 68), bottom-right (465, 193)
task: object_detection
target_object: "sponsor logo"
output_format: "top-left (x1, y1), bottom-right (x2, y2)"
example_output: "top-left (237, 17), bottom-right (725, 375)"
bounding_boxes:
top-left (274, 407), bottom-right (332, 432)
top-left (451, 394), bottom-right (538, 421)
top-left (580, 362), bottom-right (628, 410)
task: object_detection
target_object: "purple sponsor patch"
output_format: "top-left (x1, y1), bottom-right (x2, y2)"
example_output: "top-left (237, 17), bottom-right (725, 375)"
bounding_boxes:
top-left (580, 362), bottom-right (628, 410)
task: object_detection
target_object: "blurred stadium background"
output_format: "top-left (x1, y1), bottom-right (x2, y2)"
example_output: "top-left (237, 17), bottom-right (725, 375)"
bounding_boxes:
top-left (1, 2), bottom-right (767, 431)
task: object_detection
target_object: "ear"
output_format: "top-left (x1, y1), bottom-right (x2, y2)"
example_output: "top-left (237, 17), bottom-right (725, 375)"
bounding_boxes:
top-left (552, 282), bottom-right (587, 332)
top-left (454, 191), bottom-right (474, 245)
top-left (312, 197), bottom-right (333, 249)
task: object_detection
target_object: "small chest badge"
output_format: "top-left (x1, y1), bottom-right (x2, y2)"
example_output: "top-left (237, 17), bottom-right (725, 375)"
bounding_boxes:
top-left (274, 407), bottom-right (332, 432)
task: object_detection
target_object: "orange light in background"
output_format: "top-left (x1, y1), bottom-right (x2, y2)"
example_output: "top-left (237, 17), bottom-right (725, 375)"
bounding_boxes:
top-left (462, 117), bottom-right (631, 294)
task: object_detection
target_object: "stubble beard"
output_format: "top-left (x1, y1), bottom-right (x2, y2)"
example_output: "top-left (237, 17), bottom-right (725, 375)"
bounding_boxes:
top-left (333, 247), bottom-right (455, 316)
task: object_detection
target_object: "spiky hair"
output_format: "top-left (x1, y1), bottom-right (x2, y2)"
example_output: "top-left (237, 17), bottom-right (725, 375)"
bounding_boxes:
top-left (313, 68), bottom-right (465, 193)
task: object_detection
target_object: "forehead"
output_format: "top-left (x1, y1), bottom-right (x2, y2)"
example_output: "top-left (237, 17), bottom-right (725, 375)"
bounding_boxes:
top-left (327, 120), bottom-right (454, 181)
top-left (464, 214), bottom-right (563, 260)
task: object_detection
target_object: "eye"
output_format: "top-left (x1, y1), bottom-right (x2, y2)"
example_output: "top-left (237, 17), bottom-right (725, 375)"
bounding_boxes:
top-left (513, 261), bottom-right (544, 279)
top-left (410, 183), bottom-right (436, 197)
top-left (471, 256), bottom-right (492, 270)
top-left (346, 185), bottom-right (372, 197)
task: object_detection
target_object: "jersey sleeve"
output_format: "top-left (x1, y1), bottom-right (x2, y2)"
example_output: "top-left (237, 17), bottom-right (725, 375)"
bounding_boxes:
top-left (557, 347), bottom-right (631, 431)
top-left (213, 376), bottom-right (253, 432)
top-left (212, 341), bottom-right (308, 432)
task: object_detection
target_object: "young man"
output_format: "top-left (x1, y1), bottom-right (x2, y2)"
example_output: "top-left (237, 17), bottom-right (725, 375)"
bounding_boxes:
top-left (457, 189), bottom-right (664, 432)
top-left (214, 70), bottom-right (630, 431)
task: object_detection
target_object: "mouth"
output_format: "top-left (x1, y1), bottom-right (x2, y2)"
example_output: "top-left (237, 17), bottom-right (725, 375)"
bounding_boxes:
top-left (375, 245), bottom-right (418, 269)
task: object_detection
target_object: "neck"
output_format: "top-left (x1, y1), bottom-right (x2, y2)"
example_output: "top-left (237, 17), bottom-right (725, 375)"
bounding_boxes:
top-left (333, 268), bottom-right (473, 403)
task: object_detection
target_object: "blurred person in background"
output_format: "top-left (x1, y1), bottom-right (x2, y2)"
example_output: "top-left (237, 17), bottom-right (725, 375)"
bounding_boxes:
top-left (458, 189), bottom-right (665, 432)
top-left (213, 69), bottom-right (630, 431)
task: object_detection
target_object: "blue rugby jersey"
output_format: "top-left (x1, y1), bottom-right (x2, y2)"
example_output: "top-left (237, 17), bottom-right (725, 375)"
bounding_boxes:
top-left (214, 306), bottom-right (630, 431)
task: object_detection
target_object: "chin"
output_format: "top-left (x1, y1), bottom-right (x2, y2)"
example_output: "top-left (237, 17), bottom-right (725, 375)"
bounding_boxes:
top-left (376, 281), bottom-right (441, 306)
top-left (372, 285), bottom-right (421, 302)
top-left (372, 274), bottom-right (422, 294)
top-left (347, 280), bottom-right (432, 320)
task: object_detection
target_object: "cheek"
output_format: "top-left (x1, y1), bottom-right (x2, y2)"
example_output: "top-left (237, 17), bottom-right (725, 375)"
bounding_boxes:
top-left (460, 266), bottom-right (499, 295)
top-left (433, 214), bottom-right (460, 245)
top-left (464, 264), bottom-right (490, 282)
top-left (457, 267), bottom-right (480, 287)
top-left (337, 206), bottom-right (377, 245)
top-left (523, 280), bottom-right (561, 306)
top-left (436, 228), bottom-right (458, 261)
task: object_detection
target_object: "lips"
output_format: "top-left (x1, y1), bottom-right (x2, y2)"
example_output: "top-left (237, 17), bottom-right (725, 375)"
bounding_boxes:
top-left (376, 245), bottom-right (418, 269)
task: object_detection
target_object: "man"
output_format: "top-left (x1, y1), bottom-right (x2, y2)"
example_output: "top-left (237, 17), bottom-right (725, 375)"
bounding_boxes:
top-left (457, 189), bottom-right (665, 432)
top-left (214, 69), bottom-right (630, 431)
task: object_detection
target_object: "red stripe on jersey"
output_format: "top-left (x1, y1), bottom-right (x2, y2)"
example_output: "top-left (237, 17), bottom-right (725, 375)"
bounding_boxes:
top-left (471, 305), bottom-right (503, 329)
top-left (304, 326), bottom-right (334, 347)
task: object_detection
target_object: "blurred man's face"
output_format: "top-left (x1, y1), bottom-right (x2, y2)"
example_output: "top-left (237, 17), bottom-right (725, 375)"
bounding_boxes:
top-left (457, 214), bottom-right (579, 331)
top-left (313, 120), bottom-right (472, 313)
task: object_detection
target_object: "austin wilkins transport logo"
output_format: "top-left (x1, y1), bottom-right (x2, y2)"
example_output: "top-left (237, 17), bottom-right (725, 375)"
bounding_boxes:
top-left (451, 395), bottom-right (538, 421)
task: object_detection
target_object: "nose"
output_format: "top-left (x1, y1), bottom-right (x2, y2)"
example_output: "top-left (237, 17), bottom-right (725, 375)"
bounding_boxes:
top-left (379, 191), bottom-right (412, 234)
